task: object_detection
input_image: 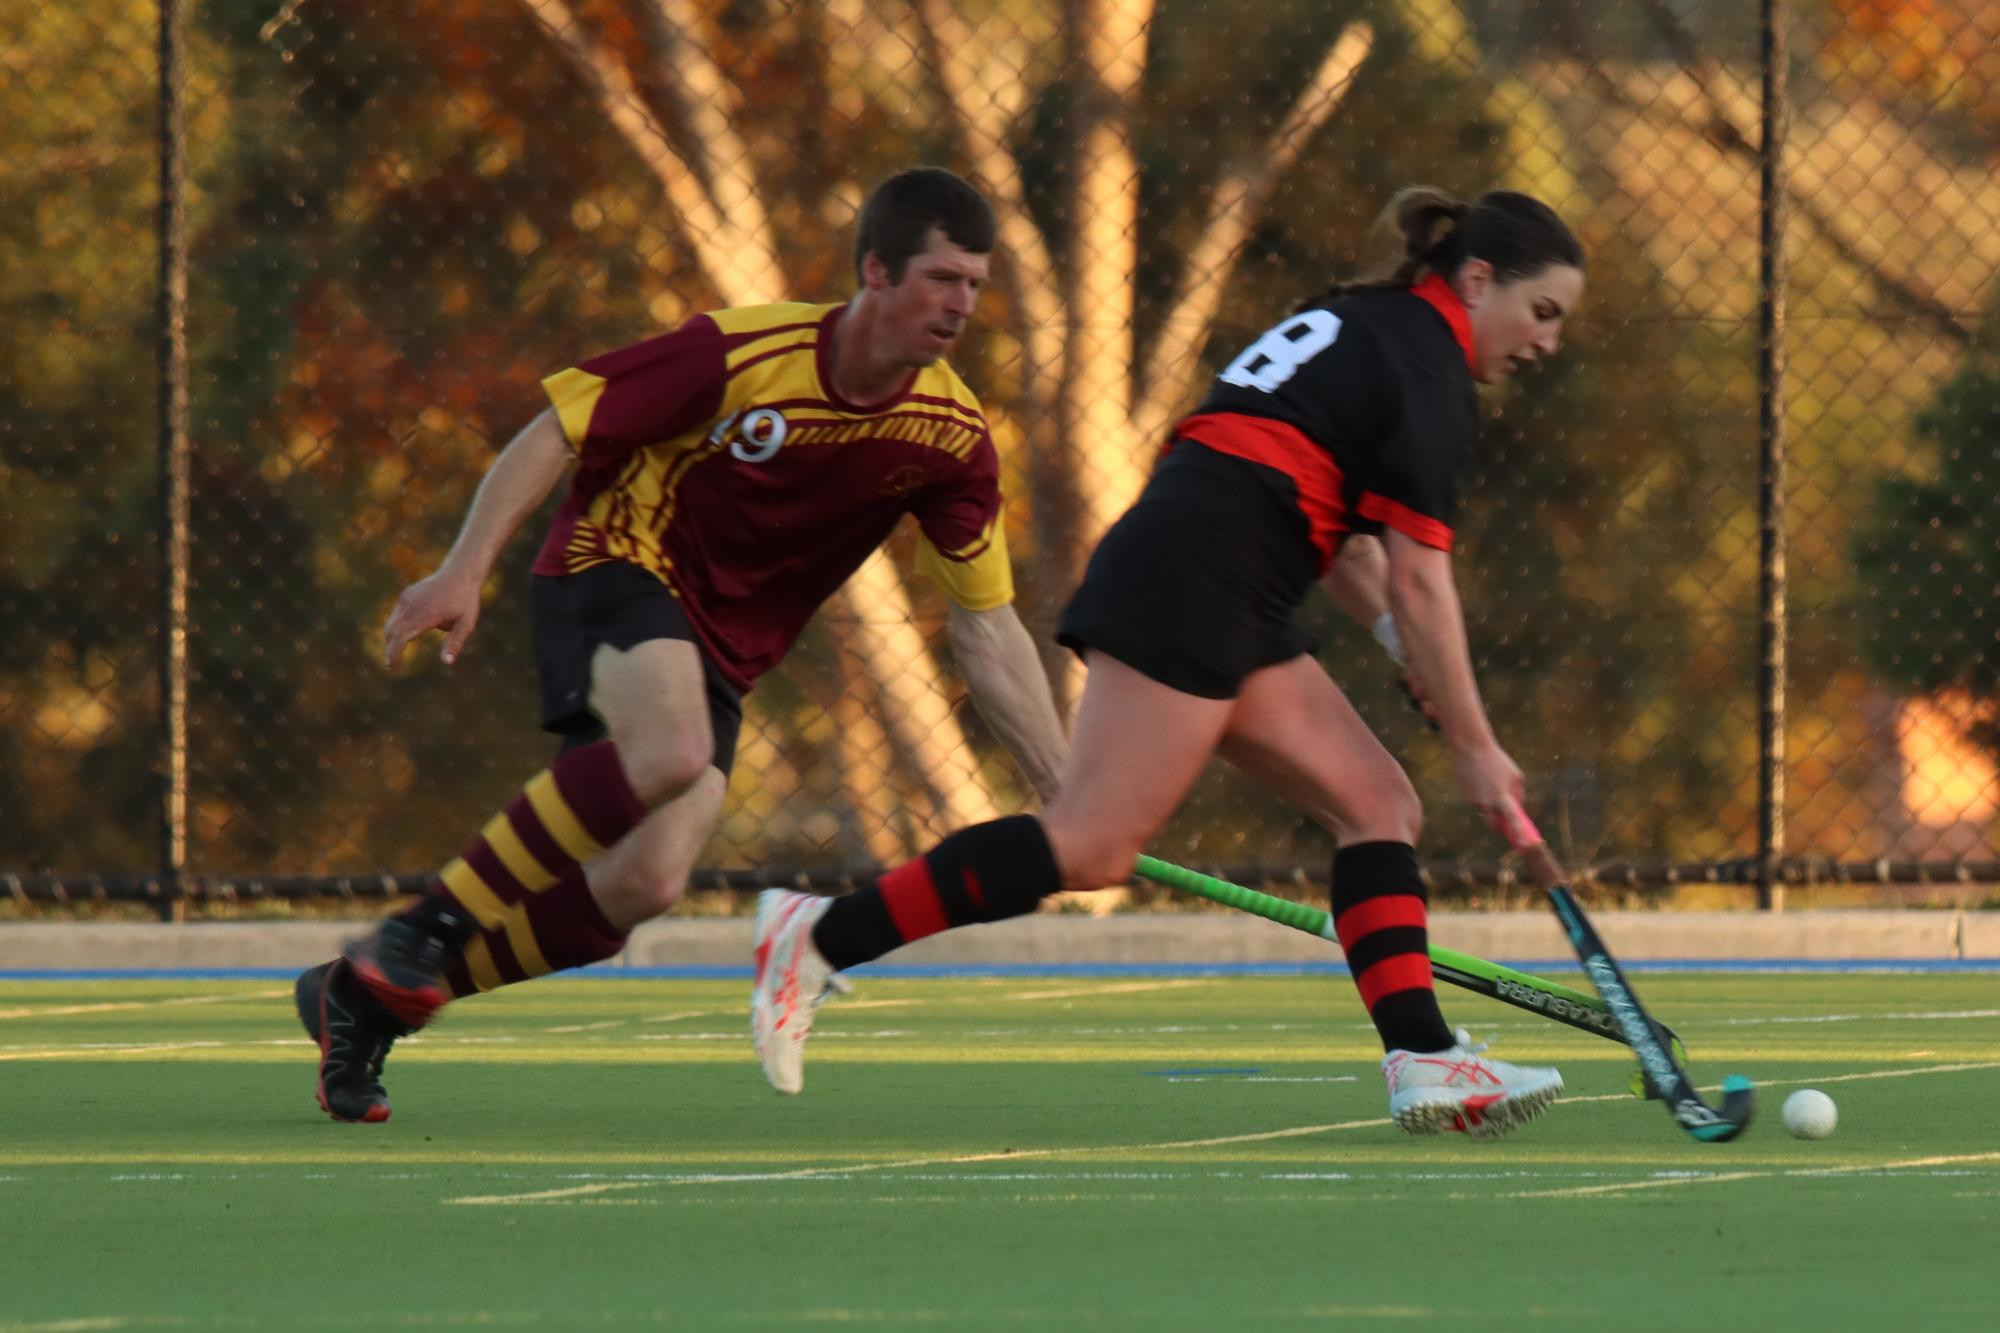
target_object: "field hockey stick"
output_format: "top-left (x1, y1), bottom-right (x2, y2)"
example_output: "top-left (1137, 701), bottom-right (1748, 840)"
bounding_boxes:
top-left (1498, 801), bottom-right (1755, 1141)
top-left (1132, 854), bottom-right (1685, 1096)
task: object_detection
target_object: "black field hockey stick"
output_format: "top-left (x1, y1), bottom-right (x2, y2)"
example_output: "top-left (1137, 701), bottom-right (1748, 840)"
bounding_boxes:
top-left (1498, 802), bottom-right (1755, 1141)
top-left (1133, 854), bottom-right (1684, 1097)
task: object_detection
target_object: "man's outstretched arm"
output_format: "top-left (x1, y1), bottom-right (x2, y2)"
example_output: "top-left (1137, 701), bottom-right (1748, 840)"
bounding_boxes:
top-left (383, 407), bottom-right (573, 669)
top-left (944, 602), bottom-right (1068, 805)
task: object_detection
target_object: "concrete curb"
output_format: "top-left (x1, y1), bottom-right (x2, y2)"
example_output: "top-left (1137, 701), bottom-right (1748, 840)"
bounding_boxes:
top-left (1, 910), bottom-right (1994, 971)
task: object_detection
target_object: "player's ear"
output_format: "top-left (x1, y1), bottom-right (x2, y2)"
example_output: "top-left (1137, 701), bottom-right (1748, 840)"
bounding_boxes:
top-left (1453, 257), bottom-right (1494, 310)
top-left (861, 251), bottom-right (893, 291)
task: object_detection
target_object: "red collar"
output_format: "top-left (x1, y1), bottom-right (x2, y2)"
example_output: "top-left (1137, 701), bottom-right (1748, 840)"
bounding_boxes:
top-left (1410, 274), bottom-right (1476, 372)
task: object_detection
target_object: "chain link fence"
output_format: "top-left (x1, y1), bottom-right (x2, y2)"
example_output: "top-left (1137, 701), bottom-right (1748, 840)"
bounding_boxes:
top-left (3, 0), bottom-right (1996, 911)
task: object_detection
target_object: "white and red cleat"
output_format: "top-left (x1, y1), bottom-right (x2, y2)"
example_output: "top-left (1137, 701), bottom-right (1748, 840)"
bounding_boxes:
top-left (750, 890), bottom-right (838, 1095)
top-left (1383, 1032), bottom-right (1563, 1139)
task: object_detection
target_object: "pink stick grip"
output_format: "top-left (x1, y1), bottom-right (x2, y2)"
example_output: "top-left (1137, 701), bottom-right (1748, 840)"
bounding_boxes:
top-left (1498, 797), bottom-right (1543, 853)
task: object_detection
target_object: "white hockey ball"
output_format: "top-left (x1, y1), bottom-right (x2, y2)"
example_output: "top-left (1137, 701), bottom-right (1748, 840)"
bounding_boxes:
top-left (1782, 1088), bottom-right (1837, 1140)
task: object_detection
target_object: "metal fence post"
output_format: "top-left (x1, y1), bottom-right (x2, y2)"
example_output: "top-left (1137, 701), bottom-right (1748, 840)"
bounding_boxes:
top-left (157, 0), bottom-right (190, 924)
top-left (1756, 0), bottom-right (1790, 911)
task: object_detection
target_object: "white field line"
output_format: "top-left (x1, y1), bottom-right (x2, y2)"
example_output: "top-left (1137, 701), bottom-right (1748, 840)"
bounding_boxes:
top-left (1494, 1059), bottom-right (2000, 1199)
top-left (2, 978), bottom-right (1217, 1060)
top-left (1507, 1151), bottom-right (2000, 1200)
top-left (566, 998), bottom-right (2000, 1040)
top-left (0, 1039), bottom-right (301, 1062)
top-left (448, 1058), bottom-right (2000, 1208)
top-left (798, 978), bottom-right (1215, 1017)
top-left (446, 1116), bottom-right (1383, 1205)
top-left (0, 989), bottom-right (287, 1021)
top-left (1004, 980), bottom-right (1214, 1001)
top-left (1717, 1008), bottom-right (2000, 1027)
top-left (0, 979), bottom-right (1210, 1041)
top-left (1160, 1075), bottom-right (1357, 1084)
top-left (542, 978), bottom-right (1217, 1035)
top-left (1769, 1058), bottom-right (2000, 1087)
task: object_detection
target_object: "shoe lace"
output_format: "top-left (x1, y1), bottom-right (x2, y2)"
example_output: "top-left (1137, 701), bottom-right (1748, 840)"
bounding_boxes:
top-left (1452, 1027), bottom-right (1495, 1058)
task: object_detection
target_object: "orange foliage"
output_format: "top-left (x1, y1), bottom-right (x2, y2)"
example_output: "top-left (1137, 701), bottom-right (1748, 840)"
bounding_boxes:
top-left (1822, 0), bottom-right (2000, 132)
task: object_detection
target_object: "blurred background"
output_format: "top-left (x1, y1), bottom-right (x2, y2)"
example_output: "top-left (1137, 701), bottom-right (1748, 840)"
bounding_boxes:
top-left (3, 0), bottom-right (1996, 915)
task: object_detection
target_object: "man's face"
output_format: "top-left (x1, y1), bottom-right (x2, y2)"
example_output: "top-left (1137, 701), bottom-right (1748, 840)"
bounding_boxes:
top-left (863, 228), bottom-right (992, 368)
top-left (1460, 261), bottom-right (1585, 385)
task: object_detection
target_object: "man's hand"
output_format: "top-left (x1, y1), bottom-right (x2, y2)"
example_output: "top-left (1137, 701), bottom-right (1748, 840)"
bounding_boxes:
top-left (383, 568), bottom-right (484, 669)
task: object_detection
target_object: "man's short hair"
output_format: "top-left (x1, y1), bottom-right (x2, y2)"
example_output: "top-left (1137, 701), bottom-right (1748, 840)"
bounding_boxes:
top-left (854, 168), bottom-right (996, 283)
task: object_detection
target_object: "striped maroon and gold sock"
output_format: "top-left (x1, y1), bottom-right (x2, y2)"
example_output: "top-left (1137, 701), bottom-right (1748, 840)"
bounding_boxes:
top-left (812, 815), bottom-right (1061, 971)
top-left (1331, 840), bottom-right (1455, 1054)
top-left (396, 739), bottom-right (648, 946)
top-left (440, 868), bottom-right (628, 998)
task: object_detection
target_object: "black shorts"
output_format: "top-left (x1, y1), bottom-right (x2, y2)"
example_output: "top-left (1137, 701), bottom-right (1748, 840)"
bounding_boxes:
top-left (530, 562), bottom-right (744, 776)
top-left (1056, 439), bottom-right (1318, 699)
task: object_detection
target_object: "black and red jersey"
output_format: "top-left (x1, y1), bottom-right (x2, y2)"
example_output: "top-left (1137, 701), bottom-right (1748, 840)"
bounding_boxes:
top-left (1176, 275), bottom-right (1478, 566)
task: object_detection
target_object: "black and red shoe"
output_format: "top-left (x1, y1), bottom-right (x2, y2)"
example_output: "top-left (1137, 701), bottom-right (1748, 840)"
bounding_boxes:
top-left (341, 919), bottom-right (454, 1028)
top-left (294, 960), bottom-right (408, 1124)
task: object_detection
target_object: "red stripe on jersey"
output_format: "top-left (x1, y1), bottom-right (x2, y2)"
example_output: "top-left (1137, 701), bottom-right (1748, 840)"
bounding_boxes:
top-left (929, 534), bottom-right (993, 564)
top-left (1410, 275), bottom-right (1476, 372)
top-left (730, 339), bottom-right (819, 379)
top-left (1356, 493), bottom-right (1454, 552)
top-left (1353, 952), bottom-right (1436, 1010)
top-left (879, 857), bottom-right (950, 943)
top-left (1174, 412), bottom-right (1347, 570)
top-left (1333, 893), bottom-right (1429, 946)
top-left (905, 391), bottom-right (990, 425)
top-left (716, 320), bottom-right (822, 354)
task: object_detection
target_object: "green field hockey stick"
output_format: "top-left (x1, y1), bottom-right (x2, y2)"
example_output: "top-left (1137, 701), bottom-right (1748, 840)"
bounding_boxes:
top-left (1132, 854), bottom-right (1684, 1098)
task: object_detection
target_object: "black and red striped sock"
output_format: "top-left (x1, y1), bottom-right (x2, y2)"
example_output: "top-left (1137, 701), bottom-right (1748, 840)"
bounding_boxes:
top-left (1332, 840), bottom-right (1455, 1054)
top-left (397, 739), bottom-right (648, 947)
top-left (812, 815), bottom-right (1061, 971)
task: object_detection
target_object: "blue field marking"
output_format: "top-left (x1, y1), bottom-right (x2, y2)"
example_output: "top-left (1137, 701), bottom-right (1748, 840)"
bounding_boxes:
top-left (3, 958), bottom-right (2000, 982)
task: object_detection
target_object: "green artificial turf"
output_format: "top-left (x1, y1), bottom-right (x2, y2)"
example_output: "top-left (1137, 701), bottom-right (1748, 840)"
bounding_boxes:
top-left (2, 972), bottom-right (1997, 1329)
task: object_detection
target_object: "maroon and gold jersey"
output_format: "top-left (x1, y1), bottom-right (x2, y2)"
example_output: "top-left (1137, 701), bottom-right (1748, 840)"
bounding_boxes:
top-left (530, 301), bottom-right (1013, 691)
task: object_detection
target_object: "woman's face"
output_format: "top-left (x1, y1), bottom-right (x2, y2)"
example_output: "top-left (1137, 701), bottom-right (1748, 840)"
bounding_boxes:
top-left (1456, 261), bottom-right (1586, 385)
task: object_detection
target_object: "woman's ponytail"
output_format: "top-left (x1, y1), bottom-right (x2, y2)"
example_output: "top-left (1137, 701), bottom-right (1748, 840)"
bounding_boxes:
top-left (1296, 186), bottom-right (1582, 311)
top-left (1384, 186), bottom-right (1472, 285)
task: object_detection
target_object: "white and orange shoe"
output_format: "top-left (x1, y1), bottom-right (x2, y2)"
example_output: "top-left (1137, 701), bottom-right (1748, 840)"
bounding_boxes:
top-left (750, 890), bottom-right (839, 1095)
top-left (1383, 1031), bottom-right (1563, 1139)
